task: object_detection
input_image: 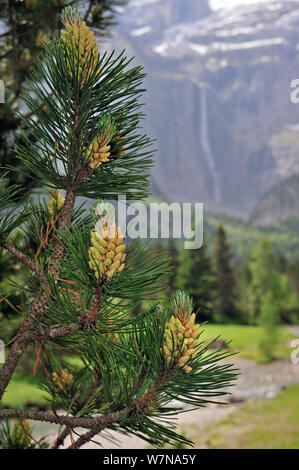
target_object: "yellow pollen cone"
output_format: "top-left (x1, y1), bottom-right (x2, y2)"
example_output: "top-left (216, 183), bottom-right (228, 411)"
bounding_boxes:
top-left (162, 294), bottom-right (200, 372)
top-left (88, 224), bottom-right (126, 280)
top-left (61, 14), bottom-right (99, 85)
top-left (48, 189), bottom-right (65, 217)
top-left (83, 119), bottom-right (116, 170)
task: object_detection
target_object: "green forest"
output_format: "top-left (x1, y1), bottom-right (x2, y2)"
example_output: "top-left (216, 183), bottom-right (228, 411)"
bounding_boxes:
top-left (0, 0), bottom-right (298, 452)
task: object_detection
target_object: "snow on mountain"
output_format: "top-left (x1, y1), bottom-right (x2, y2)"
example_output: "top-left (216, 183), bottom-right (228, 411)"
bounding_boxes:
top-left (109, 0), bottom-right (299, 216)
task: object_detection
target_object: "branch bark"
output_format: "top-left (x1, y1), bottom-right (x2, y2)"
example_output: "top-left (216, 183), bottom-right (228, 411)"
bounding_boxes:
top-left (40, 322), bottom-right (80, 340)
top-left (0, 370), bottom-right (169, 448)
top-left (79, 285), bottom-right (103, 328)
top-left (0, 30), bottom-right (11, 39)
top-left (37, 284), bottom-right (104, 341)
top-left (67, 428), bottom-right (100, 449)
top-left (49, 426), bottom-right (71, 449)
top-left (84, 0), bottom-right (95, 23)
top-left (0, 372), bottom-right (168, 430)
top-left (0, 187), bottom-right (77, 400)
top-left (1, 241), bottom-right (49, 289)
top-left (0, 407), bottom-right (127, 429)
top-left (0, 259), bottom-right (104, 399)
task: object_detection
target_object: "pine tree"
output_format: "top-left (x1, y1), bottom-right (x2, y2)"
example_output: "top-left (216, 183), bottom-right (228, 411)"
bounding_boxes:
top-left (248, 239), bottom-right (298, 328)
top-left (258, 290), bottom-right (280, 361)
top-left (247, 239), bottom-right (282, 321)
top-left (0, 0), bottom-right (127, 190)
top-left (0, 0), bottom-right (127, 324)
top-left (176, 242), bottom-right (214, 321)
top-left (247, 239), bottom-right (286, 359)
top-left (0, 7), bottom-right (236, 449)
top-left (211, 225), bottom-right (239, 323)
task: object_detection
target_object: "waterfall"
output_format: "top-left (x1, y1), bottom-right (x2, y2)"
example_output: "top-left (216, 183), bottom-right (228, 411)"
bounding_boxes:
top-left (199, 84), bottom-right (222, 204)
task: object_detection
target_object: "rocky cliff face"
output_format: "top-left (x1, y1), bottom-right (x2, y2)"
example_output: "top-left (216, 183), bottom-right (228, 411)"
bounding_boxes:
top-left (110, 0), bottom-right (299, 216)
top-left (250, 174), bottom-right (299, 227)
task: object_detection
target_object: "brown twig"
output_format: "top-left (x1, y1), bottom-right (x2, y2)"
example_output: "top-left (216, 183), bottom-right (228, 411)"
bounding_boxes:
top-left (0, 407), bottom-right (128, 429)
top-left (84, 0), bottom-right (96, 23)
top-left (0, 372), bottom-right (168, 431)
top-left (1, 241), bottom-right (49, 289)
top-left (49, 426), bottom-right (71, 449)
top-left (0, 187), bottom-right (77, 400)
top-left (0, 30), bottom-right (11, 39)
top-left (79, 285), bottom-right (103, 328)
top-left (36, 285), bottom-right (104, 340)
top-left (40, 322), bottom-right (81, 340)
top-left (67, 428), bottom-right (100, 449)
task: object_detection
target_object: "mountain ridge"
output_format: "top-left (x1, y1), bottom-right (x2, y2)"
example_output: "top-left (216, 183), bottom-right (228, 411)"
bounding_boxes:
top-left (107, 0), bottom-right (299, 217)
top-left (250, 173), bottom-right (299, 227)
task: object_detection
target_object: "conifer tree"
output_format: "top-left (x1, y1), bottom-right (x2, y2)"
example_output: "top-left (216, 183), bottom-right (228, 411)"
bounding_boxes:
top-left (0, 0), bottom-right (127, 189)
top-left (211, 225), bottom-right (239, 323)
top-left (0, 0), bottom-right (127, 321)
top-left (248, 240), bottom-right (298, 328)
top-left (248, 239), bottom-right (281, 321)
top-left (0, 7), bottom-right (236, 449)
top-left (247, 239), bottom-right (293, 319)
top-left (176, 242), bottom-right (214, 322)
top-left (247, 239), bottom-right (286, 359)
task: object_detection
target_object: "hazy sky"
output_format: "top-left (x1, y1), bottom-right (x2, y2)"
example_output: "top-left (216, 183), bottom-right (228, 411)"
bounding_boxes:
top-left (210, 0), bottom-right (269, 9)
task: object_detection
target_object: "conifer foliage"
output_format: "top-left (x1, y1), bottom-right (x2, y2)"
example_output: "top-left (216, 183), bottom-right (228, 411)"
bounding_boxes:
top-left (176, 242), bottom-right (215, 322)
top-left (212, 226), bottom-right (239, 323)
top-left (0, 7), bottom-right (236, 448)
top-left (0, 0), bottom-right (127, 189)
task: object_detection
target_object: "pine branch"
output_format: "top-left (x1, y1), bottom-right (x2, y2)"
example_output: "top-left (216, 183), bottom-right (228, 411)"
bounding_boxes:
top-left (49, 426), bottom-right (71, 449)
top-left (0, 108), bottom-right (89, 391)
top-left (0, 275), bottom-right (104, 399)
top-left (0, 408), bottom-right (127, 429)
top-left (79, 285), bottom-right (103, 328)
top-left (1, 241), bottom-right (49, 289)
top-left (67, 428), bottom-right (99, 449)
top-left (38, 282), bottom-right (105, 339)
top-left (84, 0), bottom-right (96, 23)
top-left (0, 30), bottom-right (11, 39)
top-left (0, 330), bottom-right (32, 401)
top-left (48, 187), bottom-right (77, 280)
top-left (0, 186), bottom-right (78, 400)
top-left (0, 372), bottom-right (167, 430)
top-left (40, 322), bottom-right (80, 340)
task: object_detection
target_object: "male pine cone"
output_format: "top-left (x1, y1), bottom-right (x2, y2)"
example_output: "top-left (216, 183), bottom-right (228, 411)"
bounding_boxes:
top-left (89, 223), bottom-right (126, 280)
top-left (83, 119), bottom-right (116, 170)
top-left (48, 189), bottom-right (65, 217)
top-left (86, 134), bottom-right (111, 169)
top-left (163, 295), bottom-right (200, 372)
top-left (61, 10), bottom-right (99, 85)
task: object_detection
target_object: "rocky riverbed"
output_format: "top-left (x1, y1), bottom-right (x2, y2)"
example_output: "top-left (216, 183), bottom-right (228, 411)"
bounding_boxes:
top-left (31, 355), bottom-right (299, 449)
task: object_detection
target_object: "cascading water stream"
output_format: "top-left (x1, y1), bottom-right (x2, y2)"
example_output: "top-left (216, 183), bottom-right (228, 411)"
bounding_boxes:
top-left (199, 84), bottom-right (222, 204)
